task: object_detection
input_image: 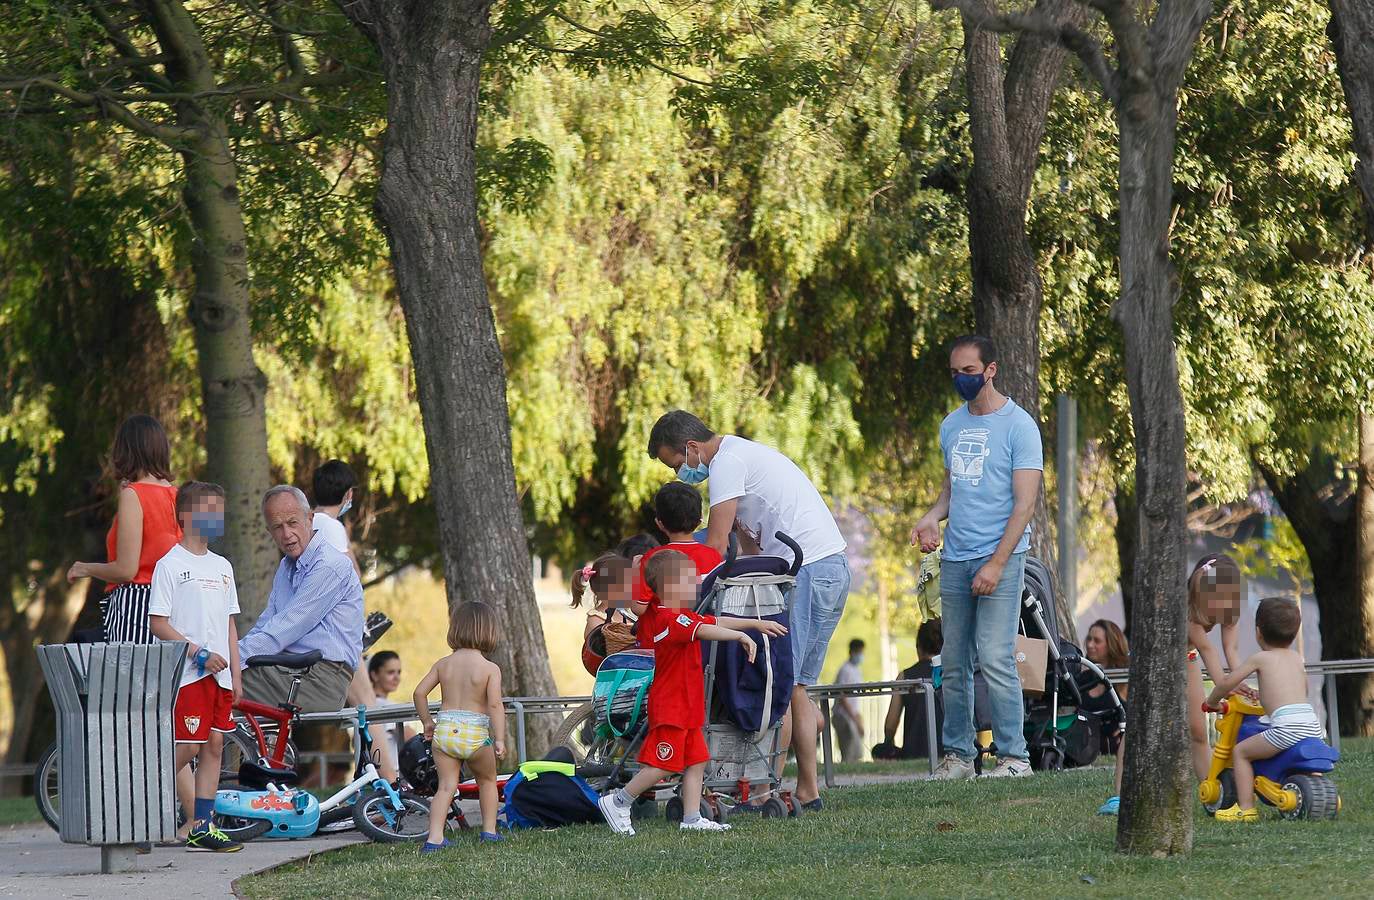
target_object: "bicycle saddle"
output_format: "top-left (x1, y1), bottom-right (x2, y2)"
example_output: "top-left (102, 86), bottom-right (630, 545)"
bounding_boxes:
top-left (245, 650), bottom-right (323, 669)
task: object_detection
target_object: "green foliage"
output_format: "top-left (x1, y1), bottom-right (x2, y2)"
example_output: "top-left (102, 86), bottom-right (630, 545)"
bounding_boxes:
top-left (1232, 515), bottom-right (1314, 602)
top-left (3, 0), bottom-right (1369, 601)
top-left (1038, 1), bottom-right (1374, 501)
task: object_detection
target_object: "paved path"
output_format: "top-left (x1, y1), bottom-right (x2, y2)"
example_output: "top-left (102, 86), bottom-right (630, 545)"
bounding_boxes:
top-left (0, 823), bottom-right (363, 899)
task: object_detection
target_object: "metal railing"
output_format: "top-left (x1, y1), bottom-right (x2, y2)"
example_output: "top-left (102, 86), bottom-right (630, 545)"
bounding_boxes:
top-left (1093, 658), bottom-right (1374, 753)
top-left (293, 683), bottom-right (939, 790)
top-left (8, 658), bottom-right (1374, 789)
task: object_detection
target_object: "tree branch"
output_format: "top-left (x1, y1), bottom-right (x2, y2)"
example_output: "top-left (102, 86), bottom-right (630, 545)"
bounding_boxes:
top-left (264, 0), bottom-right (306, 78)
top-left (932, 0), bottom-right (1120, 103)
top-left (490, 2), bottom-right (564, 52)
top-left (543, 11), bottom-right (715, 87)
top-left (2, 78), bottom-right (197, 143)
top-left (82, 1), bottom-right (175, 92)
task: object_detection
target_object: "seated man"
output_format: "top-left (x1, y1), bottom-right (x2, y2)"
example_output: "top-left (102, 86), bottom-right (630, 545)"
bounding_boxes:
top-left (238, 485), bottom-right (364, 713)
top-left (874, 619), bottom-right (945, 760)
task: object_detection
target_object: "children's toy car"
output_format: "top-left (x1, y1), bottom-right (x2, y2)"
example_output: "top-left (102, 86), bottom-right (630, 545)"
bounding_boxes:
top-left (1198, 695), bottom-right (1340, 820)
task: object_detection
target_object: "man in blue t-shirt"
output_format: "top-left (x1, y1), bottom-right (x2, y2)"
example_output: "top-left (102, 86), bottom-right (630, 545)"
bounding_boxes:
top-left (913, 335), bottom-right (1044, 780)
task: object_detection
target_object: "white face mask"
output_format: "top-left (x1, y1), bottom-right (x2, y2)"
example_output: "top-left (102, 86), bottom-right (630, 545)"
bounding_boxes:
top-left (853, 654), bottom-right (864, 666)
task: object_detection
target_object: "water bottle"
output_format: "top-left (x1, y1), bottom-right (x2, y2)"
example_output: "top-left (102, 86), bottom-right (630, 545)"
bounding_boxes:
top-left (931, 654), bottom-right (942, 689)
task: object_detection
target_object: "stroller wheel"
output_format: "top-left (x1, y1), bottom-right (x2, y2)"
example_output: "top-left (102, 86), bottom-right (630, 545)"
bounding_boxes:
top-left (760, 797), bottom-right (789, 819)
top-left (665, 795), bottom-right (712, 823)
top-left (630, 796), bottom-right (657, 821)
top-left (1039, 749), bottom-right (1064, 772)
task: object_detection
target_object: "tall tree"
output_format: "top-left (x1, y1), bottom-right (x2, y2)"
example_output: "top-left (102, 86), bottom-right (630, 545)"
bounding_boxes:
top-left (333, 0), bottom-right (560, 724)
top-left (1257, 450), bottom-right (1373, 734)
top-left (1328, 0), bottom-right (1374, 736)
top-left (935, 0), bottom-right (1211, 855)
top-left (1, 1), bottom-right (370, 620)
top-left (1327, 0), bottom-right (1374, 254)
top-left (952, 0), bottom-right (1090, 635)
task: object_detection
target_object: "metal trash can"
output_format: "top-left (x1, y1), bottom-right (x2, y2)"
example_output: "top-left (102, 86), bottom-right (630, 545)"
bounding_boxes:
top-left (36, 642), bottom-right (187, 873)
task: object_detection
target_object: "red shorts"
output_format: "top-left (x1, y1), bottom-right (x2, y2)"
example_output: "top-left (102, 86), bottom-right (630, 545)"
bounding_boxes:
top-left (174, 675), bottom-right (235, 743)
top-left (637, 724), bottom-right (709, 774)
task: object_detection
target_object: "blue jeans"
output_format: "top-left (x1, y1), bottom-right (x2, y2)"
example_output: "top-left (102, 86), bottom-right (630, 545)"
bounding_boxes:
top-left (790, 553), bottom-right (851, 685)
top-left (940, 552), bottom-right (1027, 761)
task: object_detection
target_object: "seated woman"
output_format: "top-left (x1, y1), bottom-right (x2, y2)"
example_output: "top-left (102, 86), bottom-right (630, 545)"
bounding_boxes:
top-left (1081, 618), bottom-right (1129, 754)
top-left (873, 619), bottom-right (944, 760)
top-left (368, 651), bottom-right (417, 772)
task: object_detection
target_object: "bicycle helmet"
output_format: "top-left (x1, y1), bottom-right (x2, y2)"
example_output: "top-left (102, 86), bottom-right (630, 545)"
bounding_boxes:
top-left (399, 735), bottom-right (439, 796)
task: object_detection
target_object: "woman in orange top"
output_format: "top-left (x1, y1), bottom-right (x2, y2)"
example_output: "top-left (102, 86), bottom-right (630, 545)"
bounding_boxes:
top-left (67, 415), bottom-right (181, 643)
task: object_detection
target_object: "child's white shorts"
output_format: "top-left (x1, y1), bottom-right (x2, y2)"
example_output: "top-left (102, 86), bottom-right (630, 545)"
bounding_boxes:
top-left (1261, 702), bottom-right (1324, 750)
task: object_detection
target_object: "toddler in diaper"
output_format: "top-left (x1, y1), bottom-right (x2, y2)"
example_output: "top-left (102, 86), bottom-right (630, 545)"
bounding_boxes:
top-left (1205, 597), bottom-right (1321, 822)
top-left (414, 602), bottom-right (507, 851)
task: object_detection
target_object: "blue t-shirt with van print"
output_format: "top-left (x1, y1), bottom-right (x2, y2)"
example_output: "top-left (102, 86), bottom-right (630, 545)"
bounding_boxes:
top-left (939, 398), bottom-right (1043, 562)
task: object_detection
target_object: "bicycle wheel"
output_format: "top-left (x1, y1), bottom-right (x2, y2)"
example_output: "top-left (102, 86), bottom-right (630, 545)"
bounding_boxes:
top-left (219, 723), bottom-right (297, 784)
top-left (211, 811), bottom-right (272, 843)
top-left (34, 742), bottom-right (60, 832)
top-left (317, 804), bottom-right (358, 834)
top-left (352, 789), bottom-right (431, 843)
top-left (551, 702), bottom-right (597, 763)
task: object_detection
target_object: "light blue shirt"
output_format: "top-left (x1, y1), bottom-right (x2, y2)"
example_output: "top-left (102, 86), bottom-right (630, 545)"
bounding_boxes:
top-left (238, 531), bottom-right (364, 667)
top-left (939, 398), bottom-right (1043, 562)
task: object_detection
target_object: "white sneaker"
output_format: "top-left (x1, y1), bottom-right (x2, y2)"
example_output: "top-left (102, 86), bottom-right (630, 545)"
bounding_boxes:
top-left (930, 754), bottom-right (976, 781)
top-left (598, 794), bottom-right (636, 836)
top-left (980, 757), bottom-right (1032, 778)
top-left (679, 817), bottom-right (731, 832)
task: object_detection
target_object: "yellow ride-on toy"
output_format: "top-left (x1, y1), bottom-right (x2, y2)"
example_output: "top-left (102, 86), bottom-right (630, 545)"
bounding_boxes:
top-left (1198, 696), bottom-right (1340, 820)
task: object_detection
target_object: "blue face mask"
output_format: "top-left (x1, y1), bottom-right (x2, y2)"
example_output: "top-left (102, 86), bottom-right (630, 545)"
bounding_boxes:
top-left (953, 371), bottom-right (987, 402)
top-left (192, 514), bottom-right (225, 540)
top-left (338, 498), bottom-right (352, 519)
top-left (677, 446), bottom-right (709, 485)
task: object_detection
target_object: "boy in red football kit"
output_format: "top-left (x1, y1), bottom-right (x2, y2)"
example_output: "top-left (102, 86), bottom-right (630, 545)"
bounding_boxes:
top-left (599, 550), bottom-right (787, 835)
top-left (148, 481), bottom-right (243, 852)
top-left (640, 482), bottom-right (724, 599)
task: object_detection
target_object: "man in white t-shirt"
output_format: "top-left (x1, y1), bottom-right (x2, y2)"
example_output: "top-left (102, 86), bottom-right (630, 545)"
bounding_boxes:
top-left (648, 410), bottom-right (851, 812)
top-left (148, 481), bottom-right (242, 852)
top-left (311, 459), bottom-right (360, 576)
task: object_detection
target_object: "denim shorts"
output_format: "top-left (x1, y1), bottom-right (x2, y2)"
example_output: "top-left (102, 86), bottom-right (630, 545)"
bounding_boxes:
top-left (790, 553), bottom-right (851, 686)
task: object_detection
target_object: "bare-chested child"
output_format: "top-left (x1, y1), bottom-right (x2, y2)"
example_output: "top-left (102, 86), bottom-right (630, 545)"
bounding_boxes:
top-left (1205, 597), bottom-right (1321, 822)
top-left (413, 602), bottom-right (507, 852)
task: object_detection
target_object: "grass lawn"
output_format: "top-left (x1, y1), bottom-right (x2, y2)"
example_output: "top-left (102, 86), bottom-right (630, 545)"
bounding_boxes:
top-left (242, 739), bottom-right (1374, 900)
top-left (0, 795), bottom-right (42, 827)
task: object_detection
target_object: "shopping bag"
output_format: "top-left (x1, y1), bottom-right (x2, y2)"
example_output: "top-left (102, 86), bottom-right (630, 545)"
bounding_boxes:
top-left (1015, 634), bottom-right (1049, 696)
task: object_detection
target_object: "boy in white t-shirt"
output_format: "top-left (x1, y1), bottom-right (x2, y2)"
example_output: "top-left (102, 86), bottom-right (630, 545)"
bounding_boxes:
top-left (148, 481), bottom-right (242, 853)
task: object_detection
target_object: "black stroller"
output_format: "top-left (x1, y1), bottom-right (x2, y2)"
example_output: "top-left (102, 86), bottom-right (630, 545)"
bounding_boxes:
top-left (1019, 556), bottom-right (1125, 770)
top-left (973, 556), bottom-right (1124, 771)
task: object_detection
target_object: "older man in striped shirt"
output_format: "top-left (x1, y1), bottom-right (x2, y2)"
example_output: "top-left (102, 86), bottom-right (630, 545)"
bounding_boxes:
top-left (238, 485), bottom-right (364, 713)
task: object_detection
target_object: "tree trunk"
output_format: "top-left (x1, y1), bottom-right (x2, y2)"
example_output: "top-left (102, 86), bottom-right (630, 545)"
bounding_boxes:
top-left (1328, 0), bottom-right (1374, 254)
top-left (1112, 2), bottom-right (1211, 855)
top-left (178, 133), bottom-right (278, 624)
top-left (1359, 410), bottom-right (1374, 730)
top-left (1114, 483), bottom-right (1139, 634)
top-left (0, 575), bottom-right (88, 792)
top-left (1260, 450), bottom-right (1374, 736)
top-left (337, 0), bottom-right (559, 747)
top-left (961, 0), bottom-right (1087, 638)
top-left (147, 0), bottom-right (278, 621)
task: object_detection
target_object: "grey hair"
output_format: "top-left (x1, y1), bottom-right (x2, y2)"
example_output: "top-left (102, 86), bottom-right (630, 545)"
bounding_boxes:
top-left (262, 484), bottom-right (311, 518)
